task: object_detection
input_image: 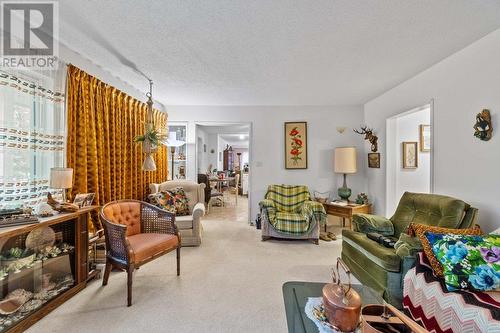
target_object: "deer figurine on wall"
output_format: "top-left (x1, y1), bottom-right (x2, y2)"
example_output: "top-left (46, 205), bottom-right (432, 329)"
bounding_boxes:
top-left (354, 126), bottom-right (378, 152)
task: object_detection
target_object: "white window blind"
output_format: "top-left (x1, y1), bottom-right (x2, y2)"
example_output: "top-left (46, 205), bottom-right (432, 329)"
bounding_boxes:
top-left (0, 65), bottom-right (66, 210)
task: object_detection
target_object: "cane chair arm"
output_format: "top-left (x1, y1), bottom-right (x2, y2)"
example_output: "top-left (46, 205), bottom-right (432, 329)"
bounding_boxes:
top-left (101, 218), bottom-right (130, 265)
top-left (140, 202), bottom-right (178, 236)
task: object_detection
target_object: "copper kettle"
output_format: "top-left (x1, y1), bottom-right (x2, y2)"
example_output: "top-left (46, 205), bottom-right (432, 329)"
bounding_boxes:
top-left (322, 258), bottom-right (362, 332)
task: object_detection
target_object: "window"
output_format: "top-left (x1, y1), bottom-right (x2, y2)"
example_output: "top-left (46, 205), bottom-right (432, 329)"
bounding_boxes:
top-left (0, 66), bottom-right (66, 210)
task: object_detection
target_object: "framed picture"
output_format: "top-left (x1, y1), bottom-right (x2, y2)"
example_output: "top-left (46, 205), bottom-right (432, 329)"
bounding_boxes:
top-left (367, 153), bottom-right (380, 168)
top-left (284, 122), bottom-right (307, 169)
top-left (419, 124), bottom-right (431, 152)
top-left (402, 142), bottom-right (418, 169)
top-left (73, 193), bottom-right (95, 208)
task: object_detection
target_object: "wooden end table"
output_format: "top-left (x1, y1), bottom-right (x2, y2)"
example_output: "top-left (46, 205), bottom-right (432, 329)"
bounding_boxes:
top-left (322, 202), bottom-right (372, 230)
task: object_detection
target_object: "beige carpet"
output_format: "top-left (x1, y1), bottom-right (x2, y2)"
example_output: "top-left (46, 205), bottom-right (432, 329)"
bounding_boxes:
top-left (28, 197), bottom-right (347, 333)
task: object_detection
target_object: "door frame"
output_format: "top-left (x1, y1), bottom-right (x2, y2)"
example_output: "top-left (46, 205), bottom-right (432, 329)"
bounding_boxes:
top-left (385, 100), bottom-right (434, 215)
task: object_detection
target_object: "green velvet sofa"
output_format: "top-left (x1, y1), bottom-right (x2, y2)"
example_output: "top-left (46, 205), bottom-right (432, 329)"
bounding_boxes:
top-left (341, 192), bottom-right (478, 308)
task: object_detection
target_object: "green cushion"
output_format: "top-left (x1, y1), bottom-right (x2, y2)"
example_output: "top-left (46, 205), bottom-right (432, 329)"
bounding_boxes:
top-left (342, 230), bottom-right (400, 272)
top-left (352, 213), bottom-right (394, 236)
top-left (391, 192), bottom-right (470, 237)
top-left (273, 212), bottom-right (309, 234)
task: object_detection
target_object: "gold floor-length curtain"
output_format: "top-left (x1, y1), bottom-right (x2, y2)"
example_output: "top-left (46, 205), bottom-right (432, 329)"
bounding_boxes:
top-left (66, 64), bottom-right (168, 207)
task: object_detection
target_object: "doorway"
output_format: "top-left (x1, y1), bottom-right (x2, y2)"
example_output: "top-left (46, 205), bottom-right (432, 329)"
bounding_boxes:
top-left (386, 102), bottom-right (433, 215)
top-left (195, 122), bottom-right (252, 222)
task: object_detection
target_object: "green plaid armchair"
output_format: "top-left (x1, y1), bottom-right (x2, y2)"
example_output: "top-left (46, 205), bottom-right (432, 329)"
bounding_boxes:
top-left (259, 185), bottom-right (326, 244)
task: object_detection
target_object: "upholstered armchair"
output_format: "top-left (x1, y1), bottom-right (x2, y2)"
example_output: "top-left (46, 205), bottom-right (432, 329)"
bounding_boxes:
top-left (341, 192), bottom-right (478, 307)
top-left (149, 180), bottom-right (205, 246)
top-left (259, 185), bottom-right (326, 244)
top-left (101, 200), bottom-right (180, 306)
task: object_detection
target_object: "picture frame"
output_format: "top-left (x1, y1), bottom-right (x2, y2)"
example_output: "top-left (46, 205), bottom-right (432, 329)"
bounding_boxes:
top-left (367, 153), bottom-right (380, 168)
top-left (419, 124), bottom-right (431, 152)
top-left (402, 142), bottom-right (418, 169)
top-left (284, 122), bottom-right (307, 169)
top-left (73, 193), bottom-right (95, 208)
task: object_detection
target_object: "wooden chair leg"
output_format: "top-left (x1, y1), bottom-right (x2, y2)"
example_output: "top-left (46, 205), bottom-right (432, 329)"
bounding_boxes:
top-left (176, 246), bottom-right (180, 276)
top-left (127, 266), bottom-right (134, 307)
top-left (102, 260), bottom-right (112, 286)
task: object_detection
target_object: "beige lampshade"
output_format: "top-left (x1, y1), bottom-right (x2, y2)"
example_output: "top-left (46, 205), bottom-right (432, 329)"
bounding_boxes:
top-left (50, 168), bottom-right (73, 189)
top-left (334, 147), bottom-right (357, 174)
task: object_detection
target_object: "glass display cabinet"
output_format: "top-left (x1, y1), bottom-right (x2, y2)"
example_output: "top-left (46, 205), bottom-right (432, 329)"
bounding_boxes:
top-left (0, 207), bottom-right (96, 332)
top-left (168, 123), bottom-right (187, 180)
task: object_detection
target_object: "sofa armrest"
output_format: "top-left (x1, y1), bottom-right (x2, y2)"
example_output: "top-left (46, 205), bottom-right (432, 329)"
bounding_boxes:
top-left (352, 213), bottom-right (394, 236)
top-left (259, 199), bottom-right (276, 222)
top-left (394, 233), bottom-right (423, 258)
top-left (259, 199), bottom-right (275, 209)
top-left (192, 202), bottom-right (205, 220)
top-left (401, 255), bottom-right (417, 280)
top-left (302, 200), bottom-right (327, 226)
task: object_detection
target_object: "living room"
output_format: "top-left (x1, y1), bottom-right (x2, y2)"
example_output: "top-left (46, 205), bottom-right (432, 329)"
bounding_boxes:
top-left (0, 1), bottom-right (499, 332)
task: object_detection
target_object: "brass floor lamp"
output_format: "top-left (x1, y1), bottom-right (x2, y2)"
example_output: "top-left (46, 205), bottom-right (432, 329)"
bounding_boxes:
top-left (166, 132), bottom-right (185, 180)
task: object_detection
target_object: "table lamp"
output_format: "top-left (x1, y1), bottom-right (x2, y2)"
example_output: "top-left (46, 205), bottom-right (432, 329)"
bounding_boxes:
top-left (165, 132), bottom-right (185, 179)
top-left (50, 167), bottom-right (73, 202)
top-left (334, 147), bottom-right (357, 201)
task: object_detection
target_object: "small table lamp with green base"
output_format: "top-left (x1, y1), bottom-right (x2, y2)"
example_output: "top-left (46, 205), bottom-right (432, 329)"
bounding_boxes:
top-left (334, 147), bottom-right (357, 202)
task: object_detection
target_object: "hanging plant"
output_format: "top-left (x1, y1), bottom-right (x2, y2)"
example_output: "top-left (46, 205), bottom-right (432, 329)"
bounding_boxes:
top-left (134, 127), bottom-right (163, 153)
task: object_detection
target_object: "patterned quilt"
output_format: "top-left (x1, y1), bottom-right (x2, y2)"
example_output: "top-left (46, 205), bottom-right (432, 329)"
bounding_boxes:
top-left (403, 252), bottom-right (500, 333)
top-left (260, 185), bottom-right (326, 234)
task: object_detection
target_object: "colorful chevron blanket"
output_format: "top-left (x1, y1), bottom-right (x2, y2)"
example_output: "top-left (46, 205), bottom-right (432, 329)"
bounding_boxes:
top-left (403, 252), bottom-right (500, 333)
top-left (260, 185), bottom-right (326, 234)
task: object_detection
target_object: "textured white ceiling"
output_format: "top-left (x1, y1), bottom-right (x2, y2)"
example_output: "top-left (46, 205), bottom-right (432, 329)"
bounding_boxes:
top-left (59, 0), bottom-right (500, 106)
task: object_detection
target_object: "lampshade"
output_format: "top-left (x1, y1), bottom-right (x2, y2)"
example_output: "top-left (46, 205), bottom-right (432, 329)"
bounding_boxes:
top-left (163, 132), bottom-right (185, 147)
top-left (50, 167), bottom-right (73, 189)
top-left (334, 147), bottom-right (357, 174)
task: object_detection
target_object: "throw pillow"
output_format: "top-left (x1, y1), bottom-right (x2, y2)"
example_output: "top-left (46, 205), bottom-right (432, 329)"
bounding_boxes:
top-left (149, 192), bottom-right (176, 214)
top-left (427, 232), bottom-right (500, 291)
top-left (408, 223), bottom-right (482, 277)
top-left (167, 187), bottom-right (190, 216)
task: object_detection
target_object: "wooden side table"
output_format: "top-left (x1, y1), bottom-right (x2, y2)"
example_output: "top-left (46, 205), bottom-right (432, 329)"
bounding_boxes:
top-left (322, 202), bottom-right (372, 230)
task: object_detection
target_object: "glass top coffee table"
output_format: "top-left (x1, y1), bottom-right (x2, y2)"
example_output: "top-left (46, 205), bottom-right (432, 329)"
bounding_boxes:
top-left (282, 281), bottom-right (384, 333)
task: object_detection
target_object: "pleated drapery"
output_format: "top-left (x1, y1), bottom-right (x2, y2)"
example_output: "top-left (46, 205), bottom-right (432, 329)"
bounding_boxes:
top-left (66, 64), bottom-right (168, 206)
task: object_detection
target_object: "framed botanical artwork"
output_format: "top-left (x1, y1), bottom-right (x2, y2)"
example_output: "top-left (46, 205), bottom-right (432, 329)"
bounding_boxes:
top-left (284, 122), bottom-right (307, 169)
top-left (419, 124), bottom-right (431, 152)
top-left (367, 153), bottom-right (380, 168)
top-left (402, 142), bottom-right (418, 169)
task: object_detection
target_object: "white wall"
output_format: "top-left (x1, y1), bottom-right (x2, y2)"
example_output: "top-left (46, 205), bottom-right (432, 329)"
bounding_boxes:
top-left (196, 125), bottom-right (209, 174)
top-left (217, 136), bottom-right (231, 171)
top-left (207, 134), bottom-right (218, 172)
top-left (386, 108), bottom-right (431, 214)
top-left (167, 106), bottom-right (366, 221)
top-left (364, 28), bottom-right (500, 232)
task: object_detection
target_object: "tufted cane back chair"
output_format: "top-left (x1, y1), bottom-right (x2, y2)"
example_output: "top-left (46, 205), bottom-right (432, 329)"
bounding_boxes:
top-left (101, 200), bottom-right (181, 306)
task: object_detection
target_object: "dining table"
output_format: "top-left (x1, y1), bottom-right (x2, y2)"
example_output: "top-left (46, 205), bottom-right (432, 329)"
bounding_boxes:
top-left (209, 176), bottom-right (235, 193)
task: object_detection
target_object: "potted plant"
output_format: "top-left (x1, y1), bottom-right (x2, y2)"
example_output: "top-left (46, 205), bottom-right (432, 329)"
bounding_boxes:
top-left (134, 127), bottom-right (162, 154)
